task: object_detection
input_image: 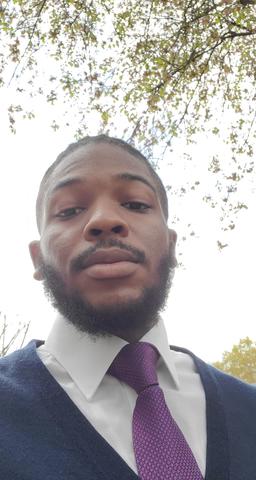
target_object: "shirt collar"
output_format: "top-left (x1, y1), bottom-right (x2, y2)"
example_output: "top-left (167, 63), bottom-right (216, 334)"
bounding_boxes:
top-left (44, 315), bottom-right (180, 400)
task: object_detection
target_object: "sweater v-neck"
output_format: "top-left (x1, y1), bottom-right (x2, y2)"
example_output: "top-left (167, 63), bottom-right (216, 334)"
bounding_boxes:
top-left (24, 341), bottom-right (229, 480)
top-left (170, 345), bottom-right (229, 480)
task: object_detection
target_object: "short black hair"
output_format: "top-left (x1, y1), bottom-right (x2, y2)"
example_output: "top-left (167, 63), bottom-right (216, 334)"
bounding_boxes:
top-left (36, 134), bottom-right (169, 231)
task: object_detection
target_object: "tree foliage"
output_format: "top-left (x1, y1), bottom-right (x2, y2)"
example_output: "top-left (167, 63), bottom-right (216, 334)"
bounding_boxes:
top-left (1, 1), bottom-right (256, 147)
top-left (213, 337), bottom-right (256, 384)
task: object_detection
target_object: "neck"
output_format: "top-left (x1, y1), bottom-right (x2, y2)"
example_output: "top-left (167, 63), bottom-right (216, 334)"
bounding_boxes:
top-left (113, 318), bottom-right (158, 343)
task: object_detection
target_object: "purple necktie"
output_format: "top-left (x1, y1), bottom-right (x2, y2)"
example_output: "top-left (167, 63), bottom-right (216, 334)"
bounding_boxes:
top-left (108, 342), bottom-right (203, 480)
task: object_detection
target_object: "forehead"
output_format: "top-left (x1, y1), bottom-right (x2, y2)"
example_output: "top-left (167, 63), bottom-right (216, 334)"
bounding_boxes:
top-left (49, 143), bottom-right (153, 188)
top-left (37, 143), bottom-right (162, 231)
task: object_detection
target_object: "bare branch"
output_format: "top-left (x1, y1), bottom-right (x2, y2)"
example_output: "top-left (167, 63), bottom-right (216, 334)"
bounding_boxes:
top-left (8, 0), bottom-right (47, 86)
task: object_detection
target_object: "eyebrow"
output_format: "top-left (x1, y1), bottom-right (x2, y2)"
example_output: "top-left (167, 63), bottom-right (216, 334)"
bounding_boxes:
top-left (50, 177), bottom-right (83, 194)
top-left (114, 173), bottom-right (156, 193)
top-left (50, 172), bottom-right (156, 195)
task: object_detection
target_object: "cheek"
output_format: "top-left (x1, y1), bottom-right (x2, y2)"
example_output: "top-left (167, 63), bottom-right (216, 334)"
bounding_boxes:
top-left (40, 228), bottom-right (75, 270)
top-left (144, 227), bottom-right (170, 266)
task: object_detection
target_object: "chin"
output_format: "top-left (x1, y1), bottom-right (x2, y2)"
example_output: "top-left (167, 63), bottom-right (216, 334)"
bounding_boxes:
top-left (84, 287), bottom-right (144, 309)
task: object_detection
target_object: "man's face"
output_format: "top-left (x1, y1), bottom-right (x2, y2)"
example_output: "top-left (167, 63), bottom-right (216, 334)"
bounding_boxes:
top-left (29, 143), bottom-right (177, 339)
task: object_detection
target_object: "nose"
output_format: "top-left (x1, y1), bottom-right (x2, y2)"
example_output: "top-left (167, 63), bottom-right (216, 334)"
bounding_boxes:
top-left (83, 204), bottom-right (129, 241)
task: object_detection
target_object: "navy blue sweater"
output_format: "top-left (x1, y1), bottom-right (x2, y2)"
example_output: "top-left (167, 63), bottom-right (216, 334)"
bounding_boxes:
top-left (0, 340), bottom-right (256, 479)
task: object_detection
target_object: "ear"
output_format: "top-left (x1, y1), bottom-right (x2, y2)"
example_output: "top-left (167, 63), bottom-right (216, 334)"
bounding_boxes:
top-left (28, 240), bottom-right (44, 281)
top-left (168, 228), bottom-right (178, 268)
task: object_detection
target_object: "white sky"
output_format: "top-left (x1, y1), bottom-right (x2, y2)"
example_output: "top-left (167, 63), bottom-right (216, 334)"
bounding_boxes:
top-left (0, 87), bottom-right (255, 363)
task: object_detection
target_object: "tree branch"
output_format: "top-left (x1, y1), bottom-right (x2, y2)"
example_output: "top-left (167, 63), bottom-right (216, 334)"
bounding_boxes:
top-left (8, 0), bottom-right (47, 86)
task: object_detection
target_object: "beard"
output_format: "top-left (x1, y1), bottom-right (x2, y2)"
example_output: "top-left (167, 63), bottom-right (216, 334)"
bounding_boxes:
top-left (40, 249), bottom-right (176, 339)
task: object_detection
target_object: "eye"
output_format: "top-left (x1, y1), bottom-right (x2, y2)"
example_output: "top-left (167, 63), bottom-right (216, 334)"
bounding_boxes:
top-left (122, 201), bottom-right (151, 212)
top-left (56, 207), bottom-right (84, 219)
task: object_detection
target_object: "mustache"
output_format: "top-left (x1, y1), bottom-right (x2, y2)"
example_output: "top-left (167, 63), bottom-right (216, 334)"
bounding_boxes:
top-left (70, 238), bottom-right (146, 273)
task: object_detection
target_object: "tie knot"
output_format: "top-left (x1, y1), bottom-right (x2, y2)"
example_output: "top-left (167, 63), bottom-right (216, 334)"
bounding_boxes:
top-left (108, 342), bottom-right (160, 394)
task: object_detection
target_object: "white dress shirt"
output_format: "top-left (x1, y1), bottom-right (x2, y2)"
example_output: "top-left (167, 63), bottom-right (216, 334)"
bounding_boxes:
top-left (37, 315), bottom-right (206, 476)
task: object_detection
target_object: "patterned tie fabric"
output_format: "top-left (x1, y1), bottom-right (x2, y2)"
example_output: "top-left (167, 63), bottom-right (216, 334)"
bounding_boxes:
top-left (108, 342), bottom-right (203, 480)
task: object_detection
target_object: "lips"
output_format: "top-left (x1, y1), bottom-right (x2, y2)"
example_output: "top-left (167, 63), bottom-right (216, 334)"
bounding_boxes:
top-left (81, 248), bottom-right (140, 269)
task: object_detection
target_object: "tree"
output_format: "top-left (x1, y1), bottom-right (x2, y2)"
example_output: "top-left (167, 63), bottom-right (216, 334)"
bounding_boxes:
top-left (0, 0), bottom-right (255, 241)
top-left (0, 311), bottom-right (30, 357)
top-left (213, 337), bottom-right (256, 384)
top-left (1, 1), bottom-right (256, 147)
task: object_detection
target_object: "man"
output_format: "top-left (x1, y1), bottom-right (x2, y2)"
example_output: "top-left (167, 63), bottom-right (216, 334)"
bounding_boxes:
top-left (0, 135), bottom-right (256, 479)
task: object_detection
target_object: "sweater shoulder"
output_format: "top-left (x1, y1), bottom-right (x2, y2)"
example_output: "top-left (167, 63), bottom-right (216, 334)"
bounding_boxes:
top-left (0, 340), bottom-right (43, 374)
top-left (203, 360), bottom-right (256, 397)
top-left (0, 340), bottom-right (53, 402)
top-left (170, 344), bottom-right (256, 399)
